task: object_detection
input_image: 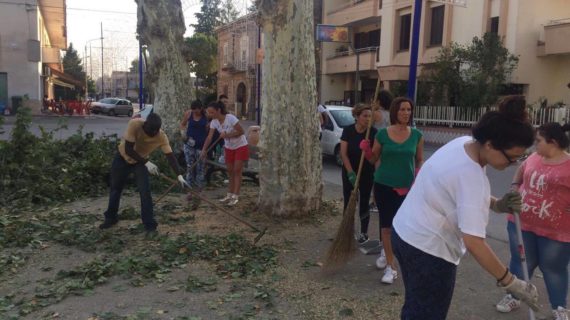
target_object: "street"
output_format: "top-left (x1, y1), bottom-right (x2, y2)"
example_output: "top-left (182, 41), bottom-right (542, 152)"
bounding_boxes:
top-left (2, 114), bottom-right (516, 242)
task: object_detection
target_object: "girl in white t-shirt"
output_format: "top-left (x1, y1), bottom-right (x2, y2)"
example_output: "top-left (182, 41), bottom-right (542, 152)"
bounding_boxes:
top-left (391, 96), bottom-right (539, 319)
top-left (201, 101), bottom-right (249, 206)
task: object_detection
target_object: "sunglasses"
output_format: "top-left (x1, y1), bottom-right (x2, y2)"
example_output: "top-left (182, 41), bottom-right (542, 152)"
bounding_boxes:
top-left (499, 149), bottom-right (528, 165)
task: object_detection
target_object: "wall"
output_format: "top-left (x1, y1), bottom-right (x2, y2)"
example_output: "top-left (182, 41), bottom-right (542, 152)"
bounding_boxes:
top-left (0, 2), bottom-right (42, 110)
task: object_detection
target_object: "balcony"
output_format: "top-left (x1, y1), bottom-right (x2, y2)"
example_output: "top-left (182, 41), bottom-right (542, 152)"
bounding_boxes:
top-left (327, 0), bottom-right (380, 26)
top-left (42, 47), bottom-right (61, 63)
top-left (325, 47), bottom-right (379, 74)
top-left (538, 18), bottom-right (570, 56)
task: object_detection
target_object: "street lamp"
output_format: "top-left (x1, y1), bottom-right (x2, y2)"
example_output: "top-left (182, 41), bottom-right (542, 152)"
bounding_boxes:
top-left (84, 38), bottom-right (101, 101)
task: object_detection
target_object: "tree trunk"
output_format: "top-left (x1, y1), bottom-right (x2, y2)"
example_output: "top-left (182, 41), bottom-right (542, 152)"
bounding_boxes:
top-left (257, 0), bottom-right (322, 217)
top-left (135, 0), bottom-right (193, 137)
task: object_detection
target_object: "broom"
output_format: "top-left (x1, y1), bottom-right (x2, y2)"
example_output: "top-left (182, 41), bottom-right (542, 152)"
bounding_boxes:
top-left (324, 78), bottom-right (383, 269)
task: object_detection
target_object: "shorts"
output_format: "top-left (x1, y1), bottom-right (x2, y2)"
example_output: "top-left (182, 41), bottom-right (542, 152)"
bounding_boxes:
top-left (224, 145), bottom-right (249, 163)
top-left (374, 183), bottom-right (406, 229)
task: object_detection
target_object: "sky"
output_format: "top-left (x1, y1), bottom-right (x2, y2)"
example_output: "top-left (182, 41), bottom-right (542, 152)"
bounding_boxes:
top-left (66, 0), bottom-right (252, 78)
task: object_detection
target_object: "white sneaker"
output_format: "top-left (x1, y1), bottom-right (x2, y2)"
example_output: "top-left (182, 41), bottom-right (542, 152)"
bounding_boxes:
top-left (376, 249), bottom-right (387, 269)
top-left (553, 307), bottom-right (569, 320)
top-left (227, 195), bottom-right (239, 206)
top-left (219, 193), bottom-right (233, 203)
top-left (381, 266), bottom-right (397, 284)
top-left (496, 294), bottom-right (521, 313)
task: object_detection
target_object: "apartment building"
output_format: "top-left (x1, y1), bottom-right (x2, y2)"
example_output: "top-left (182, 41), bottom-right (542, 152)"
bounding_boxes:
top-left (320, 0), bottom-right (570, 106)
top-left (110, 71), bottom-right (139, 101)
top-left (0, 0), bottom-right (71, 112)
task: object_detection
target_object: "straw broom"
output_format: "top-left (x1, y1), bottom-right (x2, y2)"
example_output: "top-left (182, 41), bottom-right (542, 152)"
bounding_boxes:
top-left (324, 78), bottom-right (383, 269)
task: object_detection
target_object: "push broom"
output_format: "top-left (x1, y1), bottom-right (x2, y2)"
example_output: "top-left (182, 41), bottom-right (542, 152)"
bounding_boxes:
top-left (324, 78), bottom-right (382, 268)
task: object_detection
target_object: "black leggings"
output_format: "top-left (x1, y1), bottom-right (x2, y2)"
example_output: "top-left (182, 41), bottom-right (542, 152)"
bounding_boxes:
top-left (342, 170), bottom-right (374, 234)
top-left (374, 183), bottom-right (406, 229)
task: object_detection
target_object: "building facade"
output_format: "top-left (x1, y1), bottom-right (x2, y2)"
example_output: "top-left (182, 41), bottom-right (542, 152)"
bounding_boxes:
top-left (320, 0), bottom-right (570, 106)
top-left (0, 0), bottom-right (70, 112)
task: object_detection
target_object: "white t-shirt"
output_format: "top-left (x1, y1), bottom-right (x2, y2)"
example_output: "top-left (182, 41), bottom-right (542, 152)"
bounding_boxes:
top-left (210, 114), bottom-right (248, 150)
top-left (393, 136), bottom-right (491, 265)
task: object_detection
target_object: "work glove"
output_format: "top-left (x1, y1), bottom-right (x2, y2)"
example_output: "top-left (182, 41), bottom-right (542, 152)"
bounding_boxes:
top-left (145, 161), bottom-right (159, 176)
top-left (492, 191), bottom-right (522, 213)
top-left (502, 275), bottom-right (540, 312)
top-left (347, 171), bottom-right (357, 187)
top-left (177, 175), bottom-right (190, 188)
top-left (359, 140), bottom-right (372, 160)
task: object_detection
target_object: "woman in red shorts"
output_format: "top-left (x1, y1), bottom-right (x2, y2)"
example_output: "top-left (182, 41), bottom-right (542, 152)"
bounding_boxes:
top-left (201, 101), bottom-right (249, 206)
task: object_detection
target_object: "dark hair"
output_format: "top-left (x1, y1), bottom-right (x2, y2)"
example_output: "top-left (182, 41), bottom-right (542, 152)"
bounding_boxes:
top-left (207, 101), bottom-right (227, 115)
top-left (389, 97), bottom-right (414, 125)
top-left (145, 113), bottom-right (162, 131)
top-left (378, 90), bottom-right (393, 111)
top-left (190, 100), bottom-right (203, 109)
top-left (538, 122), bottom-right (570, 149)
top-left (218, 94), bottom-right (229, 100)
top-left (352, 103), bottom-right (371, 118)
top-left (472, 95), bottom-right (535, 150)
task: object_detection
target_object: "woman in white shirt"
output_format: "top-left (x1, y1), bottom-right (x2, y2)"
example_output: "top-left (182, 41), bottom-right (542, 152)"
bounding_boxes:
top-left (201, 101), bottom-right (249, 206)
top-left (391, 96), bottom-right (539, 319)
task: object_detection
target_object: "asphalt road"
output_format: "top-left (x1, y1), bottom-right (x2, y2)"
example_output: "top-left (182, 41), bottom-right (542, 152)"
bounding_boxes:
top-left (1, 114), bottom-right (516, 242)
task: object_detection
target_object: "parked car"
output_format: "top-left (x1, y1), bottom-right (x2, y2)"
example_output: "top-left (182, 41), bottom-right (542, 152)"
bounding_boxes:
top-left (132, 104), bottom-right (154, 120)
top-left (320, 105), bottom-right (354, 166)
top-left (90, 98), bottom-right (133, 117)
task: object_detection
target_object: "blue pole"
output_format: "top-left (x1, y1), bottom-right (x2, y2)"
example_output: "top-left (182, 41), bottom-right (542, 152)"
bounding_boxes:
top-left (138, 40), bottom-right (144, 107)
top-left (256, 26), bottom-right (261, 125)
top-left (407, 0), bottom-right (423, 102)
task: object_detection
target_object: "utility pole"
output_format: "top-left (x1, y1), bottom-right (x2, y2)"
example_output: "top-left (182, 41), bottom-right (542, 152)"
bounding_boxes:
top-left (101, 22), bottom-right (104, 98)
top-left (84, 46), bottom-right (89, 102)
top-left (138, 39), bottom-right (144, 107)
top-left (406, 0), bottom-right (423, 103)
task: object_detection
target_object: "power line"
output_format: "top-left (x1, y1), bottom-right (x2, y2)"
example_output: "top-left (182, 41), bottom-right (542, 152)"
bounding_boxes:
top-left (0, 1), bottom-right (137, 15)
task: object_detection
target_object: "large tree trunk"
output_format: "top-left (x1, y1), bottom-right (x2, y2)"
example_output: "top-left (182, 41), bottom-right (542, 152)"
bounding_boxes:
top-left (257, 0), bottom-right (322, 217)
top-left (136, 0), bottom-right (193, 137)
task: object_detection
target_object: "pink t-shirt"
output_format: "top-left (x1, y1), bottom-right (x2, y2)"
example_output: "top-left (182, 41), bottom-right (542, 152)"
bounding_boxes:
top-left (508, 153), bottom-right (570, 242)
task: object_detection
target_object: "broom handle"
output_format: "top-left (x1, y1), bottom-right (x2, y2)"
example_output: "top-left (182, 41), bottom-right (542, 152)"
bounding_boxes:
top-left (352, 78), bottom-right (382, 189)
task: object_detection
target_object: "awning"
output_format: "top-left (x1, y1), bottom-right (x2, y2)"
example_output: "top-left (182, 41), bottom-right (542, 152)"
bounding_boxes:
top-left (52, 78), bottom-right (75, 89)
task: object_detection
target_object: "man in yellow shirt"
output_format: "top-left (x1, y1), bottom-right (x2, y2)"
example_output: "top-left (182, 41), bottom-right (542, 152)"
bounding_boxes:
top-left (99, 113), bottom-right (187, 233)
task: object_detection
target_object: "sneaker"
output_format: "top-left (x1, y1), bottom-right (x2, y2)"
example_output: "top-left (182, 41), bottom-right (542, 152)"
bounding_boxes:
top-left (381, 266), bottom-right (397, 284)
top-left (553, 307), bottom-right (569, 320)
top-left (98, 219), bottom-right (118, 229)
top-left (227, 195), bottom-right (239, 206)
top-left (496, 294), bottom-right (521, 313)
top-left (219, 193), bottom-right (233, 203)
top-left (357, 233), bottom-right (369, 245)
top-left (376, 249), bottom-right (387, 269)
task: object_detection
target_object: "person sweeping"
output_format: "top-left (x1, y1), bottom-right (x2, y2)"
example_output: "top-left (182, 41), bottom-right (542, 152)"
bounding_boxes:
top-left (390, 95), bottom-right (539, 319)
top-left (99, 113), bottom-right (187, 234)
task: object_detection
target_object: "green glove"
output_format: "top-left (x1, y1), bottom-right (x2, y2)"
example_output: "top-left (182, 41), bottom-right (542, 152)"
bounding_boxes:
top-left (492, 191), bottom-right (522, 213)
top-left (347, 171), bottom-right (357, 187)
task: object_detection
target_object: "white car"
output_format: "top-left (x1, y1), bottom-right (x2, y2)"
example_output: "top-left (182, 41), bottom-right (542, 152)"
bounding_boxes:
top-left (320, 105), bottom-right (354, 166)
top-left (90, 98), bottom-right (134, 117)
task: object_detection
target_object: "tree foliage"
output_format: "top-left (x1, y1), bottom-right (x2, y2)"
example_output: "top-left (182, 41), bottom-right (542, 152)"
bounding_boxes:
top-left (192, 0), bottom-right (222, 36)
top-left (425, 33), bottom-right (519, 107)
top-left (220, 0), bottom-right (240, 24)
top-left (186, 33), bottom-right (218, 88)
top-left (62, 43), bottom-right (86, 81)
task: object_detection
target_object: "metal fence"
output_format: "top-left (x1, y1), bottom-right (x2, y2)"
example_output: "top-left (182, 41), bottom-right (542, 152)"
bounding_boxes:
top-left (415, 105), bottom-right (570, 128)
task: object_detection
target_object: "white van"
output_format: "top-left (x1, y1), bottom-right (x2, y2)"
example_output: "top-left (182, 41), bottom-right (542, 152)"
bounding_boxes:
top-left (320, 105), bottom-right (354, 166)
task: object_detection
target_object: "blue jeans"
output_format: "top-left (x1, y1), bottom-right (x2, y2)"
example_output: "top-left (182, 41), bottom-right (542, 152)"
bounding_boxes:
top-left (183, 144), bottom-right (205, 190)
top-left (104, 154), bottom-right (156, 230)
top-left (507, 221), bottom-right (570, 309)
top-left (392, 230), bottom-right (457, 320)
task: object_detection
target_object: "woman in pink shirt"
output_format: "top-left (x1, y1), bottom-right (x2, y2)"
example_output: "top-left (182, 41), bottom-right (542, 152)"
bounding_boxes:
top-left (496, 122), bottom-right (570, 320)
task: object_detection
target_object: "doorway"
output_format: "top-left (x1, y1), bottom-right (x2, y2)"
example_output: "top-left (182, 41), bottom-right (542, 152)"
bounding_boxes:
top-left (236, 82), bottom-right (247, 118)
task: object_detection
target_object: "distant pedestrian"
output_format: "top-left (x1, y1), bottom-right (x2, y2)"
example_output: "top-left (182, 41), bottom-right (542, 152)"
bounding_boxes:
top-left (201, 101), bottom-right (249, 206)
top-left (180, 100), bottom-right (208, 201)
top-left (372, 90), bottom-right (392, 130)
top-left (360, 97), bottom-right (424, 285)
top-left (99, 113), bottom-right (187, 233)
top-left (340, 103), bottom-right (377, 244)
top-left (390, 95), bottom-right (538, 319)
top-left (496, 122), bottom-right (570, 320)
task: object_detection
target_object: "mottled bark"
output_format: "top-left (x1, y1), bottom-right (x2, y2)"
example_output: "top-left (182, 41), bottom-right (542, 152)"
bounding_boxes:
top-left (256, 0), bottom-right (322, 217)
top-left (136, 0), bottom-right (193, 137)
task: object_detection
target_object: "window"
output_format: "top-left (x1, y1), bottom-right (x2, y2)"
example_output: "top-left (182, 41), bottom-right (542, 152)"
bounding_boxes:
top-left (223, 42), bottom-right (229, 65)
top-left (240, 36), bottom-right (249, 65)
top-left (490, 17), bottom-right (499, 34)
top-left (399, 14), bottom-right (412, 51)
top-left (429, 6), bottom-right (444, 46)
top-left (354, 29), bottom-right (380, 49)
